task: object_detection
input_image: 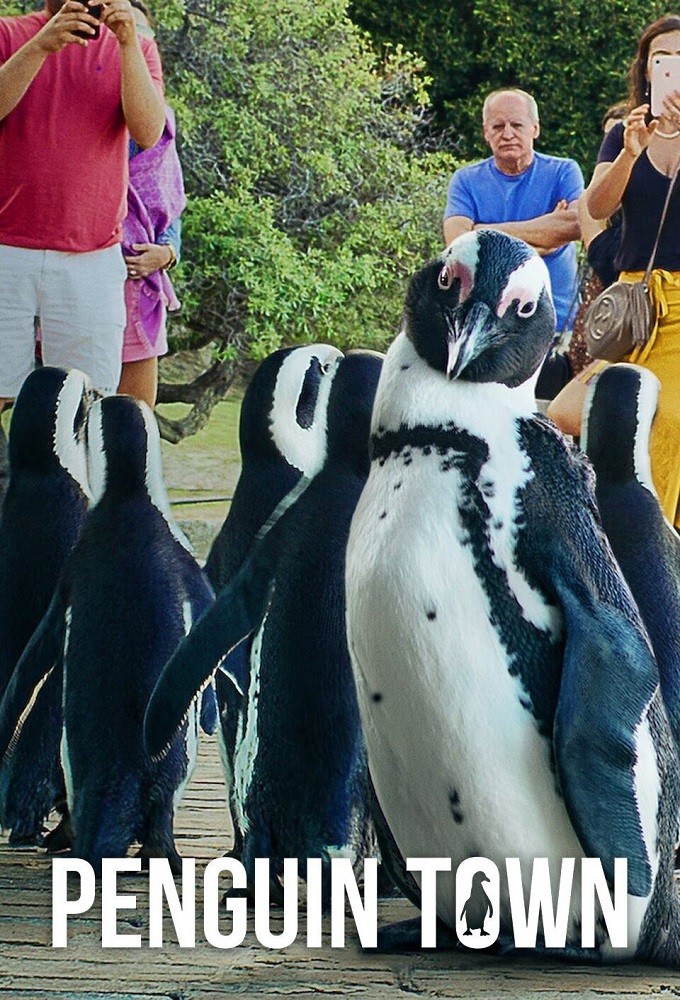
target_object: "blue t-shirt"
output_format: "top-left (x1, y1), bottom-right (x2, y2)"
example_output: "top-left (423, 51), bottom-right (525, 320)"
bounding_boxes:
top-left (444, 152), bottom-right (584, 330)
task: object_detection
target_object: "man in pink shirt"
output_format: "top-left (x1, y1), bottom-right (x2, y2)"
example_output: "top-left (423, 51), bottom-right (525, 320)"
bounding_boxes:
top-left (0, 0), bottom-right (165, 399)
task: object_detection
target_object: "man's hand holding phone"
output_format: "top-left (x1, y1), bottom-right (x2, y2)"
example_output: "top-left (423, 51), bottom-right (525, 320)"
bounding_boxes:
top-left (35, 1), bottom-right (101, 52)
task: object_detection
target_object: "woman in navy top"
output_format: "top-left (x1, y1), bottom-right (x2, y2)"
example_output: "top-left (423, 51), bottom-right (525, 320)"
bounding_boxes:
top-left (586, 14), bottom-right (680, 529)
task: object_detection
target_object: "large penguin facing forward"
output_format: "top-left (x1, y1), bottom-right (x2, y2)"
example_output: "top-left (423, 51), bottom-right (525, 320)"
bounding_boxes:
top-left (346, 230), bottom-right (680, 965)
top-left (0, 396), bottom-right (214, 872)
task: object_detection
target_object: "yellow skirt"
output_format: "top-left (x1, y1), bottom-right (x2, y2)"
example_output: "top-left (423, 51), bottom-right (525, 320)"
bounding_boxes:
top-left (620, 269), bottom-right (680, 528)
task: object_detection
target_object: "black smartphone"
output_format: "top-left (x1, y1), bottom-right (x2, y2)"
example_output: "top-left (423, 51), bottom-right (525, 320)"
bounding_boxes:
top-left (75, 2), bottom-right (103, 41)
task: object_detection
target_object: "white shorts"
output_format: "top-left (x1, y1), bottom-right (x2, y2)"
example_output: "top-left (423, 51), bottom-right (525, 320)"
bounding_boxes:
top-left (0, 244), bottom-right (126, 396)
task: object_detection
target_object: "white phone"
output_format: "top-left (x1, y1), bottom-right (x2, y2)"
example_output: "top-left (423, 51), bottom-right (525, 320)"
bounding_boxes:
top-left (650, 54), bottom-right (680, 117)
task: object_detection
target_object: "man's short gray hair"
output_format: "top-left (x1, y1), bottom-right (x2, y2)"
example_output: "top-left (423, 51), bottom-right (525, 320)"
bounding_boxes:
top-left (482, 89), bottom-right (540, 124)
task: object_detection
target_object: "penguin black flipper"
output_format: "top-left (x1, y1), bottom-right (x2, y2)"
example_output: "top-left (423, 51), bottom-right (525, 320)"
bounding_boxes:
top-left (0, 586), bottom-right (67, 764)
top-left (144, 483), bottom-right (306, 760)
top-left (519, 420), bottom-right (659, 897)
top-left (552, 576), bottom-right (657, 896)
top-left (180, 557), bottom-right (219, 736)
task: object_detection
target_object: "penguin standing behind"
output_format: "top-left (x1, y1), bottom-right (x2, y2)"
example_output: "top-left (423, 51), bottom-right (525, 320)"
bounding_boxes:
top-left (204, 344), bottom-right (342, 857)
top-left (0, 368), bottom-right (92, 845)
top-left (146, 352), bottom-right (384, 905)
top-left (204, 344), bottom-right (343, 590)
top-left (583, 363), bottom-right (680, 752)
top-left (0, 396), bottom-right (213, 872)
top-left (345, 230), bottom-right (680, 965)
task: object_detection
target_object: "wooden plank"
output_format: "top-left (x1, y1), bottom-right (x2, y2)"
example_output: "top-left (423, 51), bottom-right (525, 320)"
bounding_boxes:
top-left (1, 737), bottom-right (678, 998)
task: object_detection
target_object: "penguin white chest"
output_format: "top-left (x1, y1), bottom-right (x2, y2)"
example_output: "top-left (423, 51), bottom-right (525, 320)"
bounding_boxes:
top-left (346, 430), bottom-right (583, 928)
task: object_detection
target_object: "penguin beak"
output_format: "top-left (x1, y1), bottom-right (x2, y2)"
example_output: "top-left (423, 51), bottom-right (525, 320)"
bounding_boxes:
top-left (446, 300), bottom-right (496, 380)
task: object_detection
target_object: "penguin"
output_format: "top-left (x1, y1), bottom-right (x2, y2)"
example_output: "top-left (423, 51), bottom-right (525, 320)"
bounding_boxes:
top-left (204, 343), bottom-right (343, 591)
top-left (203, 343), bottom-right (342, 858)
top-left (582, 363), bottom-right (680, 754)
top-left (460, 872), bottom-right (494, 937)
top-left (0, 367), bottom-right (92, 845)
top-left (0, 396), bottom-right (214, 873)
top-left (145, 352), bottom-right (384, 905)
top-left (345, 230), bottom-right (680, 965)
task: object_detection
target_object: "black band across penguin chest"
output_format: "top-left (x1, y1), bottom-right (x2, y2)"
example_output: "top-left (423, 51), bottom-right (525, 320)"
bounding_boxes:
top-left (371, 422), bottom-right (564, 740)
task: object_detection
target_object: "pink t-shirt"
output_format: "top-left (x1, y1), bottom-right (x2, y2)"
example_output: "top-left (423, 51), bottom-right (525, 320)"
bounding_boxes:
top-left (0, 11), bottom-right (163, 252)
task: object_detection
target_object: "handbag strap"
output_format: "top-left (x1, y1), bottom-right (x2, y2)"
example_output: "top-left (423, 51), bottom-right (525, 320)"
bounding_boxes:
top-left (643, 156), bottom-right (680, 288)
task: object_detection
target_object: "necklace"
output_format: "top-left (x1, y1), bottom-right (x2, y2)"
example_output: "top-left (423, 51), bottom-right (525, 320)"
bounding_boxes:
top-left (655, 127), bottom-right (680, 139)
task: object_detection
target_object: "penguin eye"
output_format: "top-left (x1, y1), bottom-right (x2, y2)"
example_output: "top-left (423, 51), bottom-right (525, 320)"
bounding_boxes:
top-left (438, 266), bottom-right (452, 290)
top-left (518, 299), bottom-right (538, 319)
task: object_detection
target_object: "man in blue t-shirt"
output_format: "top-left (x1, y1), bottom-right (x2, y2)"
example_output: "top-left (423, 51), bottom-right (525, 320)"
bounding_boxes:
top-left (444, 89), bottom-right (583, 338)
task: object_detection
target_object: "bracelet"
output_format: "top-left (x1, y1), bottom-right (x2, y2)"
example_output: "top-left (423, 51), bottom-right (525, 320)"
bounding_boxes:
top-left (162, 243), bottom-right (178, 271)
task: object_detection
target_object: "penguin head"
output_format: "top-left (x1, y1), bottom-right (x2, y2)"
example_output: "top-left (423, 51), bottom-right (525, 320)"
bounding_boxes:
top-left (86, 395), bottom-right (162, 503)
top-left (9, 366), bottom-right (95, 494)
top-left (404, 230), bottom-right (555, 388)
top-left (583, 363), bottom-right (660, 490)
top-left (240, 343), bottom-right (343, 476)
top-left (325, 351), bottom-right (383, 475)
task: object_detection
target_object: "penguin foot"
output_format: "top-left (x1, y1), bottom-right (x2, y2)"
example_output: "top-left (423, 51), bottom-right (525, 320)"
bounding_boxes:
top-left (138, 842), bottom-right (183, 877)
top-left (374, 917), bottom-right (458, 953)
top-left (43, 815), bottom-right (74, 854)
top-left (8, 826), bottom-right (45, 848)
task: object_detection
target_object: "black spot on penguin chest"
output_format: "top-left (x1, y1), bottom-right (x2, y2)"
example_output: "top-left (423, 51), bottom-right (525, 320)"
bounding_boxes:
top-left (372, 422), bottom-right (563, 740)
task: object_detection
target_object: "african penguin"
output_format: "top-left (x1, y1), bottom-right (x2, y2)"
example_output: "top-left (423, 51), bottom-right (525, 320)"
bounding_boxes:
top-left (0, 367), bottom-right (92, 845)
top-left (203, 343), bottom-right (342, 857)
top-left (204, 344), bottom-right (343, 590)
top-left (0, 396), bottom-right (214, 873)
top-left (145, 352), bottom-right (384, 906)
top-left (345, 230), bottom-right (680, 965)
top-left (583, 363), bottom-right (680, 754)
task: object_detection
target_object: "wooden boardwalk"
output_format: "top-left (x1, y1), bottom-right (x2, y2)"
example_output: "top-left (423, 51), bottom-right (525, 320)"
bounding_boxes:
top-left (0, 737), bottom-right (678, 999)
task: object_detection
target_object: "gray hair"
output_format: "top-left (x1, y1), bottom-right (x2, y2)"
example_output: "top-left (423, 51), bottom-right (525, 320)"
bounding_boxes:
top-left (482, 89), bottom-right (539, 124)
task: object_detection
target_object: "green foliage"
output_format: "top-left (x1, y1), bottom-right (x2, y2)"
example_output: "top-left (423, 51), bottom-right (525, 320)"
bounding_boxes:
top-left (350, 0), bottom-right (667, 170)
top-left (154, 0), bottom-right (451, 360)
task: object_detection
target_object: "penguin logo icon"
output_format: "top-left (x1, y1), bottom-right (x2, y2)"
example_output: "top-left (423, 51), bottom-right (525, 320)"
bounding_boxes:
top-left (460, 871), bottom-right (494, 937)
top-left (454, 858), bottom-right (500, 948)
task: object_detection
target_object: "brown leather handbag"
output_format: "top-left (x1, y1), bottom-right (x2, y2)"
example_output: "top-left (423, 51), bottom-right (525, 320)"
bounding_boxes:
top-left (584, 160), bottom-right (680, 362)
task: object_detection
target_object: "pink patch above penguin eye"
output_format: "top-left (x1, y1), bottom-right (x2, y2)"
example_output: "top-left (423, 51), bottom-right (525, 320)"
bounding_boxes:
top-left (437, 260), bottom-right (473, 300)
top-left (497, 285), bottom-right (538, 319)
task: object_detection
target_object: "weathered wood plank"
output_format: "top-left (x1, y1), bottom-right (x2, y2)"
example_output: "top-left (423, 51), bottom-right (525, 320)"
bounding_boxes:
top-left (1, 737), bottom-right (678, 998)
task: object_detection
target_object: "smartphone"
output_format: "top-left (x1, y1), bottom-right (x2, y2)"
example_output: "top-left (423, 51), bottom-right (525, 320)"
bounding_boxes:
top-left (75, 2), bottom-right (103, 41)
top-left (650, 54), bottom-right (680, 117)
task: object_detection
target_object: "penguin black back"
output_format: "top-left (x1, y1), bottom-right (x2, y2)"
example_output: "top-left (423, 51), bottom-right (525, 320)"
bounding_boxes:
top-left (0, 367), bottom-right (92, 843)
top-left (205, 344), bottom-right (342, 591)
top-left (583, 363), bottom-right (680, 750)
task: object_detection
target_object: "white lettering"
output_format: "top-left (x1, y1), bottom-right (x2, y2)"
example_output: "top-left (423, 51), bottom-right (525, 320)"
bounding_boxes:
top-left (148, 858), bottom-right (196, 948)
top-left (254, 858), bottom-right (298, 948)
top-left (331, 858), bottom-right (377, 948)
top-left (581, 857), bottom-right (628, 948)
top-left (101, 859), bottom-right (142, 948)
top-left (407, 857), bottom-right (452, 947)
top-left (51, 859), bottom-right (96, 948)
top-left (203, 857), bottom-right (248, 949)
top-left (506, 858), bottom-right (574, 948)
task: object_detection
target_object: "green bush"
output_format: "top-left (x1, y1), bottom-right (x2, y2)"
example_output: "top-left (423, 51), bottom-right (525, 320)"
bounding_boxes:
top-left (153, 0), bottom-right (451, 362)
top-left (350, 0), bottom-right (668, 170)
